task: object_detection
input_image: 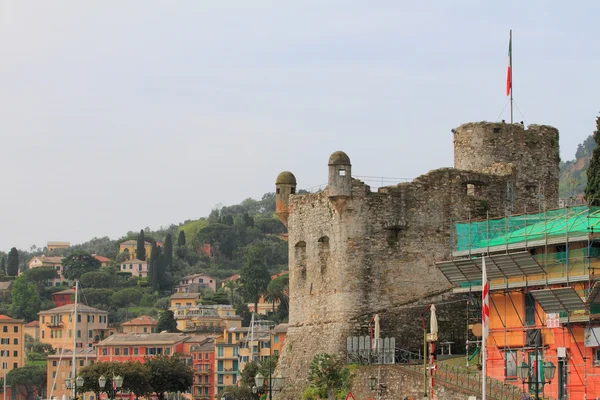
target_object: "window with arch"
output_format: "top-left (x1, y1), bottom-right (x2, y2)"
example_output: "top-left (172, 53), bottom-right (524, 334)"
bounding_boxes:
top-left (318, 236), bottom-right (330, 274)
top-left (295, 241), bottom-right (307, 280)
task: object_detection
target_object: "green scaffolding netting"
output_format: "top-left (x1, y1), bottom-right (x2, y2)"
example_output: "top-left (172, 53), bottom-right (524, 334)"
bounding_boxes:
top-left (455, 206), bottom-right (600, 252)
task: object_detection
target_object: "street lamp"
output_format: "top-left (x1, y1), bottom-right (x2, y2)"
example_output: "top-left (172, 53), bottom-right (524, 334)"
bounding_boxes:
top-left (368, 375), bottom-right (386, 400)
top-left (65, 376), bottom-right (85, 399)
top-left (98, 375), bottom-right (123, 400)
top-left (253, 372), bottom-right (285, 399)
top-left (517, 360), bottom-right (556, 399)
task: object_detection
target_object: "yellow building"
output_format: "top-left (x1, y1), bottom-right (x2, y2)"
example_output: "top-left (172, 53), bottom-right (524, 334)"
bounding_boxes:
top-left (215, 327), bottom-right (246, 392)
top-left (172, 305), bottom-right (242, 333)
top-left (0, 315), bottom-right (25, 379)
top-left (39, 304), bottom-right (109, 350)
top-left (46, 348), bottom-right (96, 400)
top-left (119, 240), bottom-right (163, 260)
top-left (120, 315), bottom-right (158, 334)
top-left (170, 292), bottom-right (202, 309)
top-left (24, 320), bottom-right (40, 341)
top-left (47, 242), bottom-right (70, 252)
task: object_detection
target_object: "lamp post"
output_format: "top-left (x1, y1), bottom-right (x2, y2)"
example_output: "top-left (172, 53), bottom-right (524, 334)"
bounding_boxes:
top-left (253, 372), bottom-right (284, 399)
top-left (368, 375), bottom-right (386, 400)
top-left (65, 376), bottom-right (84, 400)
top-left (98, 375), bottom-right (123, 400)
top-left (517, 359), bottom-right (556, 399)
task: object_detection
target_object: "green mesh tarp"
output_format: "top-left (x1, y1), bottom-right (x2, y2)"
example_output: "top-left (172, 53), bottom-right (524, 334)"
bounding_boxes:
top-left (455, 206), bottom-right (600, 252)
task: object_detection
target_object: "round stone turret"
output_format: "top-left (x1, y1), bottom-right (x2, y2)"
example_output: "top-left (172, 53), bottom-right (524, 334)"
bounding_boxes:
top-left (453, 121), bottom-right (560, 211)
top-left (328, 151), bottom-right (352, 198)
top-left (275, 171), bottom-right (297, 226)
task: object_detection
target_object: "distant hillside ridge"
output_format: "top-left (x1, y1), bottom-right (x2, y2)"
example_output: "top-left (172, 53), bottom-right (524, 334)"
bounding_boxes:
top-left (559, 135), bottom-right (596, 200)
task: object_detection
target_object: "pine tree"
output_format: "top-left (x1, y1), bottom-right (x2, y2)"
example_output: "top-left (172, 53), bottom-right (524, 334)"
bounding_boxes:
top-left (150, 242), bottom-right (159, 292)
top-left (136, 229), bottom-right (146, 260)
top-left (164, 234), bottom-right (173, 272)
top-left (7, 247), bottom-right (19, 276)
top-left (177, 230), bottom-right (186, 246)
top-left (586, 115), bottom-right (600, 205)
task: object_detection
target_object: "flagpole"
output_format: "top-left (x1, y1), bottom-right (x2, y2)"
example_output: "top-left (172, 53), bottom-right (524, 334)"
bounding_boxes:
top-left (509, 29), bottom-right (513, 124)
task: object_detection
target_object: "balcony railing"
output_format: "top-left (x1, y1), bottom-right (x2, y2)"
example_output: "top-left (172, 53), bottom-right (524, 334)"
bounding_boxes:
top-left (46, 322), bottom-right (63, 328)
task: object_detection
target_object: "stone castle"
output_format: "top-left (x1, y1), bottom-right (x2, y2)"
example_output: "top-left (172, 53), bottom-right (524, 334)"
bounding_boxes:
top-left (273, 121), bottom-right (560, 399)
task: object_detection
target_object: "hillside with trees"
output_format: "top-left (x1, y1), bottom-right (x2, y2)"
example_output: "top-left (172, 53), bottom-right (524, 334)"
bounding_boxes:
top-left (0, 192), bottom-right (289, 327)
top-left (560, 133), bottom-right (596, 200)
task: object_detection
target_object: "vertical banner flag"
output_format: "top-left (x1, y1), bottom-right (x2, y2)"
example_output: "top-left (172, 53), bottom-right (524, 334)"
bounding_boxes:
top-left (482, 256), bottom-right (489, 338)
top-left (506, 34), bottom-right (512, 96)
top-left (481, 256), bottom-right (489, 400)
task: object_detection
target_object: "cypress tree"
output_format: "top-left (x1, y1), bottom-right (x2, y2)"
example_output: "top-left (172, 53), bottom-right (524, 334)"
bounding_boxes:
top-left (150, 242), bottom-right (159, 291)
top-left (164, 234), bottom-right (173, 272)
top-left (0, 257), bottom-right (5, 275)
top-left (177, 230), bottom-right (186, 246)
top-left (136, 229), bottom-right (146, 260)
top-left (586, 115), bottom-right (600, 205)
top-left (7, 247), bottom-right (19, 276)
top-left (156, 246), bottom-right (164, 290)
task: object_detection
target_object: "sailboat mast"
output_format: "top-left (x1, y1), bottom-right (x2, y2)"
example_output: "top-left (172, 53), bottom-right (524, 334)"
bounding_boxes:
top-left (72, 281), bottom-right (79, 399)
top-left (249, 312), bottom-right (255, 363)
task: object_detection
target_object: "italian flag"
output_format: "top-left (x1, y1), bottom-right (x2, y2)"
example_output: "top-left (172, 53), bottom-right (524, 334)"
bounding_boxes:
top-left (506, 36), bottom-right (512, 96)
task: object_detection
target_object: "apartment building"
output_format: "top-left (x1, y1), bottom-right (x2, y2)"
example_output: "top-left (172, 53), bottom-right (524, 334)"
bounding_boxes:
top-left (39, 304), bottom-right (109, 350)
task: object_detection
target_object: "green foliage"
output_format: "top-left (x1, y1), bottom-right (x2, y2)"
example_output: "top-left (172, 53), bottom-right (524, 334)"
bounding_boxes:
top-left (145, 355), bottom-right (193, 400)
top-left (62, 251), bottom-right (101, 280)
top-left (218, 386), bottom-right (256, 400)
top-left (240, 357), bottom-right (278, 389)
top-left (164, 233), bottom-right (173, 272)
top-left (6, 365), bottom-right (46, 399)
top-left (0, 257), bottom-right (6, 274)
top-left (561, 128), bottom-right (597, 199)
top-left (79, 271), bottom-right (113, 288)
top-left (10, 277), bottom-right (41, 321)
top-left (200, 290), bottom-right (230, 305)
top-left (21, 267), bottom-right (59, 293)
top-left (137, 230), bottom-right (147, 260)
top-left (302, 354), bottom-right (352, 400)
top-left (156, 309), bottom-right (179, 333)
top-left (111, 288), bottom-right (144, 308)
top-left (265, 274), bottom-right (289, 318)
top-left (586, 115), bottom-right (600, 205)
top-left (79, 360), bottom-right (152, 399)
top-left (7, 247), bottom-right (19, 276)
top-left (177, 230), bottom-right (186, 246)
top-left (81, 288), bottom-right (114, 309)
top-left (235, 303), bottom-right (252, 327)
top-left (241, 240), bottom-right (278, 311)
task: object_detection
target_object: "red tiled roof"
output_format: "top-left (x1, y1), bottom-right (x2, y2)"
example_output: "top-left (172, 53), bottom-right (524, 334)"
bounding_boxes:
top-left (223, 274), bottom-right (240, 282)
top-left (95, 255), bottom-right (111, 262)
top-left (25, 321), bottom-right (40, 327)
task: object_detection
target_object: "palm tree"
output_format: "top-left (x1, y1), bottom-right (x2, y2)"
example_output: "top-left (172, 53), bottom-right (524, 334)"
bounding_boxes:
top-left (264, 275), bottom-right (289, 313)
top-left (223, 280), bottom-right (241, 305)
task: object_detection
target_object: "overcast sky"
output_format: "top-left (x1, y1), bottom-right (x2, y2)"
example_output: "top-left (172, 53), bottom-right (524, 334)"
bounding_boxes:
top-left (1, 1), bottom-right (599, 251)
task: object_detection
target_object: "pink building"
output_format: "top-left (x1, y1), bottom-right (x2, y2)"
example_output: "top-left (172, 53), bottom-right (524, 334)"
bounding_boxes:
top-left (119, 259), bottom-right (149, 278)
top-left (177, 274), bottom-right (216, 292)
top-left (26, 256), bottom-right (69, 287)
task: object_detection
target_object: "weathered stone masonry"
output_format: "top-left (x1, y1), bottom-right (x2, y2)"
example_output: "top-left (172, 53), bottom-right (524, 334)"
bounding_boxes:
top-left (273, 122), bottom-right (560, 399)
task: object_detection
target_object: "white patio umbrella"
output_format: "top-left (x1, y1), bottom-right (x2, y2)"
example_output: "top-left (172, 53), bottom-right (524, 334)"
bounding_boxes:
top-left (373, 314), bottom-right (380, 350)
top-left (430, 304), bottom-right (438, 338)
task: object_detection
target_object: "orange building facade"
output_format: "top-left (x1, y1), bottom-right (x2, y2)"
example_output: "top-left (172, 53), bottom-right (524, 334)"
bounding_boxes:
top-left (437, 207), bottom-right (600, 400)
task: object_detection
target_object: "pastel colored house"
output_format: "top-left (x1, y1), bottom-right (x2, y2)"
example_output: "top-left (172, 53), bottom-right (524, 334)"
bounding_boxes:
top-left (185, 338), bottom-right (216, 400)
top-left (94, 254), bottom-right (111, 267)
top-left (47, 241), bottom-right (70, 252)
top-left (119, 259), bottom-right (149, 278)
top-left (120, 315), bottom-right (158, 334)
top-left (24, 320), bottom-right (40, 341)
top-left (27, 256), bottom-right (69, 286)
top-left (177, 274), bottom-right (217, 293)
top-left (172, 305), bottom-right (242, 333)
top-left (119, 239), bottom-right (163, 260)
top-left (0, 315), bottom-right (26, 400)
top-left (46, 348), bottom-right (96, 400)
top-left (0, 281), bottom-right (12, 301)
top-left (39, 304), bottom-right (109, 350)
top-left (52, 288), bottom-right (75, 307)
top-left (170, 292), bottom-right (202, 309)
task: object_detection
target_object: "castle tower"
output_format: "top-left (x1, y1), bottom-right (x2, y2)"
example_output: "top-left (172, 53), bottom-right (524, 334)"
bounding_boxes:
top-left (327, 151), bottom-right (352, 198)
top-left (453, 122), bottom-right (560, 212)
top-left (275, 171), bottom-right (297, 227)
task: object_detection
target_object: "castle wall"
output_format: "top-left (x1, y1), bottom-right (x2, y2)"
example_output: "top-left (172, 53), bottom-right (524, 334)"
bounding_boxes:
top-left (275, 122), bottom-right (561, 399)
